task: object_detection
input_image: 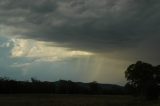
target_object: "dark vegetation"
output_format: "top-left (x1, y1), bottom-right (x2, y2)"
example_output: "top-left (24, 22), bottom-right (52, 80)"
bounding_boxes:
top-left (125, 61), bottom-right (160, 100)
top-left (0, 60), bottom-right (159, 101)
top-left (0, 77), bottom-right (124, 95)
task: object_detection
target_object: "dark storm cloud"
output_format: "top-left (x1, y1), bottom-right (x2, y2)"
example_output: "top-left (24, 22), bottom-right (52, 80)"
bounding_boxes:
top-left (0, 0), bottom-right (160, 54)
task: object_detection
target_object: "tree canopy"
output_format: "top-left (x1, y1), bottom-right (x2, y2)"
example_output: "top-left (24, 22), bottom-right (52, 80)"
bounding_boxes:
top-left (125, 61), bottom-right (160, 100)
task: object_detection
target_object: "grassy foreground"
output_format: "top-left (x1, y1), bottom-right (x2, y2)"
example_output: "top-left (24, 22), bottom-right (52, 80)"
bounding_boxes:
top-left (0, 94), bottom-right (159, 106)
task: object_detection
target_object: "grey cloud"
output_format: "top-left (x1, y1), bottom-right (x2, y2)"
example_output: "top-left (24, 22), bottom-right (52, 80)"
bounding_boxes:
top-left (0, 0), bottom-right (160, 60)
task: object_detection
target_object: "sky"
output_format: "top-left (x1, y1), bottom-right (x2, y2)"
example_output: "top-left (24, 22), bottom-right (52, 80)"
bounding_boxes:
top-left (0, 0), bottom-right (160, 85)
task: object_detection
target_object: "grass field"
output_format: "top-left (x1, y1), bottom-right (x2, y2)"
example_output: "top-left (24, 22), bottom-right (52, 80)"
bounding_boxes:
top-left (0, 94), bottom-right (159, 106)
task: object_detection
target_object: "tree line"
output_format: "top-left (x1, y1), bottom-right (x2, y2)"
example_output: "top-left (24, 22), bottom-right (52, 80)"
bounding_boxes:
top-left (0, 60), bottom-right (159, 100)
top-left (0, 77), bottom-right (125, 94)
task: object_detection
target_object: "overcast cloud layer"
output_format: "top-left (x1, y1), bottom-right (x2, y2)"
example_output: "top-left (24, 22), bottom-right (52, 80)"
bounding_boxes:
top-left (0, 0), bottom-right (160, 84)
top-left (0, 0), bottom-right (159, 56)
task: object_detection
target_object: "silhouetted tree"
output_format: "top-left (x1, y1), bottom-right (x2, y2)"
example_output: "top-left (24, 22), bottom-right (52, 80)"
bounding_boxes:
top-left (67, 80), bottom-right (79, 94)
top-left (89, 81), bottom-right (100, 94)
top-left (125, 82), bottom-right (138, 96)
top-left (125, 61), bottom-right (160, 100)
top-left (31, 77), bottom-right (40, 83)
top-left (56, 80), bottom-right (68, 94)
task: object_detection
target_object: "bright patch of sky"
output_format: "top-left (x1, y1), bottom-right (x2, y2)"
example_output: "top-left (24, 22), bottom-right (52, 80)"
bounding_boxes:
top-left (0, 35), bottom-right (127, 85)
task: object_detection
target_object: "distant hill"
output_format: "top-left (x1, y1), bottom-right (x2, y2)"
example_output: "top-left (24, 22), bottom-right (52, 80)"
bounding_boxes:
top-left (54, 80), bottom-right (125, 94)
top-left (0, 77), bottom-right (125, 94)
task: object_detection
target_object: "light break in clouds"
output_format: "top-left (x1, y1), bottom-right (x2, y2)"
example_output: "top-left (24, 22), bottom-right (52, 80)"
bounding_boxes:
top-left (0, 0), bottom-right (160, 85)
